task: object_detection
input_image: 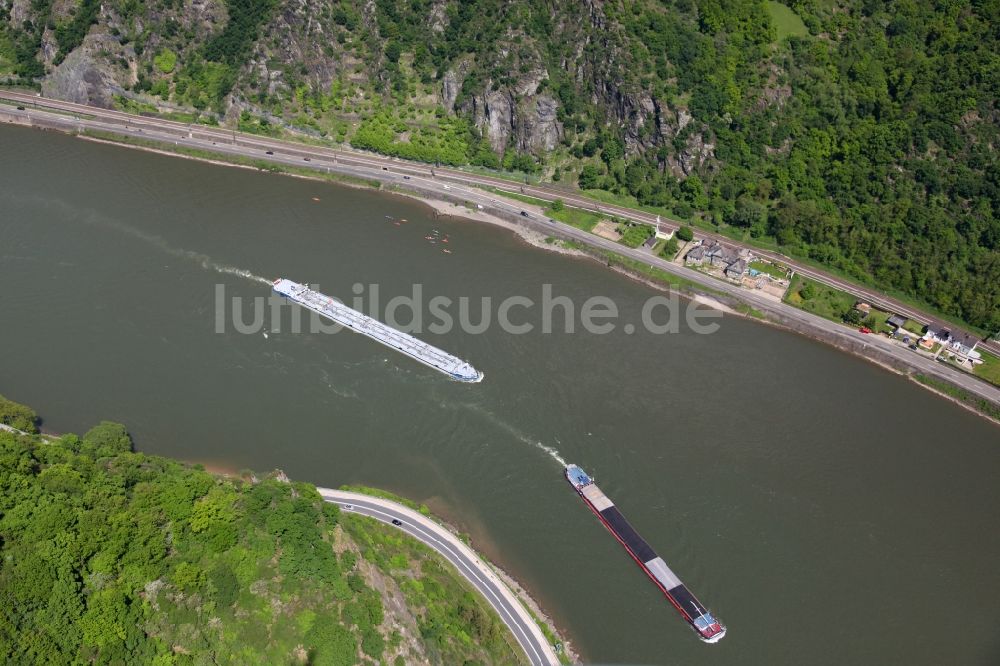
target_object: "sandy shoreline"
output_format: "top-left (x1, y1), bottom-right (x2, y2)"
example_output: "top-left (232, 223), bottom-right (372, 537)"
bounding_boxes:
top-left (78, 133), bottom-right (730, 308)
top-left (76, 132), bottom-right (1000, 427)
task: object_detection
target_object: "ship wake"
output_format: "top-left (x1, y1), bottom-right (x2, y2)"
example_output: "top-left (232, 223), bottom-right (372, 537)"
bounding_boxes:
top-left (56, 200), bottom-right (271, 285)
top-left (453, 402), bottom-right (568, 467)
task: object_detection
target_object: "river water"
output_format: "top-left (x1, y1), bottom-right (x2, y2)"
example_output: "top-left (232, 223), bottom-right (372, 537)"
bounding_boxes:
top-left (2, 125), bottom-right (998, 665)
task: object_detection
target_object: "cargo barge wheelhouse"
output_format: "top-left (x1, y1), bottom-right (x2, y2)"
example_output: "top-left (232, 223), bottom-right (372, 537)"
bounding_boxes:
top-left (565, 464), bottom-right (726, 643)
top-left (272, 279), bottom-right (483, 383)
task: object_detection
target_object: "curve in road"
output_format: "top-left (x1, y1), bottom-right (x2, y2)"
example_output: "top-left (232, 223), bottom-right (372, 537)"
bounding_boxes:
top-left (315, 488), bottom-right (559, 666)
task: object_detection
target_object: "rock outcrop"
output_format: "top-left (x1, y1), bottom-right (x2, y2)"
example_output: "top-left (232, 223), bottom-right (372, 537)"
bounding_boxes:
top-left (12, 0), bottom-right (712, 175)
top-left (42, 37), bottom-right (119, 108)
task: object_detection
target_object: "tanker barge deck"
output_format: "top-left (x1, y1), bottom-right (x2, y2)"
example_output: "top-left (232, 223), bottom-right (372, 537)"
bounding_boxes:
top-left (565, 464), bottom-right (726, 643)
top-left (272, 279), bottom-right (483, 382)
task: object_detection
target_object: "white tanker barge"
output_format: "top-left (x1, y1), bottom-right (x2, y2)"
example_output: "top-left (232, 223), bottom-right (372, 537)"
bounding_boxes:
top-left (272, 279), bottom-right (483, 383)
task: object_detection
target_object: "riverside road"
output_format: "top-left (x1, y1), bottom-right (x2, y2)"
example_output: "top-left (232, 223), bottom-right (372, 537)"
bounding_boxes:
top-left (2, 92), bottom-right (998, 411)
top-left (3, 89), bottom-right (995, 360)
top-left (315, 489), bottom-right (559, 666)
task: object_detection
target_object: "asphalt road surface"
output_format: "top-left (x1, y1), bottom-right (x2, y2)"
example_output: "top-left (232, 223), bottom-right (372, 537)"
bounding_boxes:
top-left (2, 93), bottom-right (998, 408)
top-left (316, 488), bottom-right (559, 666)
top-left (3, 89), bottom-right (995, 358)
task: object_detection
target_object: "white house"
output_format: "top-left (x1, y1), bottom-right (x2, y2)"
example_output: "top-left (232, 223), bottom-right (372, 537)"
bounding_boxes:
top-left (654, 216), bottom-right (673, 240)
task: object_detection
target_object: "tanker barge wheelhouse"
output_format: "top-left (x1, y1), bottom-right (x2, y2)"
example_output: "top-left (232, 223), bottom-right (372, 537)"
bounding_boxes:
top-left (565, 464), bottom-right (726, 643)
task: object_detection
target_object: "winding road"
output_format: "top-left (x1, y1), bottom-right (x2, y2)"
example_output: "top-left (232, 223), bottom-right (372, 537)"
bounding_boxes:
top-left (315, 488), bottom-right (559, 666)
top-left (2, 91), bottom-right (998, 409)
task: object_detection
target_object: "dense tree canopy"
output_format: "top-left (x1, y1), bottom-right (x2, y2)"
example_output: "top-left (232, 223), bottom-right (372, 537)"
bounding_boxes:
top-left (2, 0), bottom-right (996, 329)
top-left (0, 400), bottom-right (523, 664)
top-left (335, 0), bottom-right (1000, 330)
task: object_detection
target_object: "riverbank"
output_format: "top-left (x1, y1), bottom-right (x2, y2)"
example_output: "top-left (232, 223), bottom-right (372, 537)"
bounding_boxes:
top-left (9, 387), bottom-right (568, 660)
top-left (6, 113), bottom-right (998, 421)
top-left (0, 402), bottom-right (538, 664)
top-left (82, 130), bottom-right (588, 263)
top-left (190, 474), bottom-right (574, 663)
top-left (336, 486), bottom-right (576, 664)
top-left (6, 120), bottom-right (1000, 665)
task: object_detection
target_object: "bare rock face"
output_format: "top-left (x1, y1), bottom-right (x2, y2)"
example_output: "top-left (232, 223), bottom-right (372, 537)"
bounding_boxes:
top-left (516, 94), bottom-right (561, 152)
top-left (666, 132), bottom-right (715, 176)
top-left (457, 62), bottom-right (563, 155)
top-left (9, 0), bottom-right (32, 27)
top-left (581, 86), bottom-right (716, 177)
top-left (441, 57), bottom-right (473, 112)
top-left (469, 89), bottom-right (513, 153)
top-left (464, 87), bottom-right (563, 155)
top-left (427, 0), bottom-right (449, 33)
top-left (441, 69), bottom-right (461, 112)
top-left (42, 41), bottom-right (117, 108)
top-left (247, 0), bottom-right (342, 100)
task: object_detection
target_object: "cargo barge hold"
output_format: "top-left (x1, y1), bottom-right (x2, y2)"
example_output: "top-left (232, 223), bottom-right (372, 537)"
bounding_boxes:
top-left (272, 279), bottom-right (483, 383)
top-left (565, 464), bottom-right (726, 643)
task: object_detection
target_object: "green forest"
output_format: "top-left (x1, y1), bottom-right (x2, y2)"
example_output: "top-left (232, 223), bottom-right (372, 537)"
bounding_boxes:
top-left (1, 0), bottom-right (997, 330)
top-left (283, 0), bottom-right (1000, 332)
top-left (0, 396), bottom-right (524, 664)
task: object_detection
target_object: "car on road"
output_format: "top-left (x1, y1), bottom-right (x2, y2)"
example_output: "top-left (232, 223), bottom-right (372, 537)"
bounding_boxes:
top-left (520, 211), bottom-right (529, 217)
top-left (382, 166), bottom-right (388, 171)
top-left (265, 150), bottom-right (274, 155)
top-left (443, 184), bottom-right (451, 190)
top-left (859, 327), bottom-right (872, 334)
top-left (342, 504), bottom-right (353, 510)
top-left (303, 157), bottom-right (311, 162)
top-left (403, 175), bottom-right (410, 180)
top-left (16, 106), bottom-right (25, 110)
top-left (391, 519), bottom-right (403, 526)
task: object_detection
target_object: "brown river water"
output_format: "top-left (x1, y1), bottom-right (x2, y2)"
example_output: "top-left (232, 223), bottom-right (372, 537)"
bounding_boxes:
top-left (1, 125), bottom-right (998, 664)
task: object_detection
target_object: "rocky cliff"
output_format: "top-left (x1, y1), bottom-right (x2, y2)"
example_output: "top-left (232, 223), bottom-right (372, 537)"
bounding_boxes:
top-left (1, 0), bottom-right (712, 168)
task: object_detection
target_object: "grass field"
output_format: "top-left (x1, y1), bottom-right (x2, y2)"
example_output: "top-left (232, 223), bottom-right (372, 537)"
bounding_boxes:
top-left (487, 188), bottom-right (602, 231)
top-left (549, 205), bottom-right (601, 232)
top-left (974, 350), bottom-right (1000, 387)
top-left (783, 274), bottom-right (915, 336)
top-left (784, 275), bottom-right (857, 324)
top-left (767, 1), bottom-right (809, 39)
top-left (914, 374), bottom-right (1000, 421)
top-left (748, 259), bottom-right (789, 279)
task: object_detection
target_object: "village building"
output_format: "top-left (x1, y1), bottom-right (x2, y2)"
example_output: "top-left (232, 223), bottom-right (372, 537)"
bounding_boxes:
top-left (920, 324), bottom-right (979, 359)
top-left (725, 259), bottom-right (748, 280)
top-left (704, 242), bottom-right (740, 268)
top-left (950, 331), bottom-right (980, 358)
top-left (684, 241), bottom-right (752, 279)
top-left (654, 216), bottom-right (673, 240)
top-left (685, 245), bottom-right (707, 266)
top-left (925, 323), bottom-right (952, 345)
top-left (886, 314), bottom-right (908, 330)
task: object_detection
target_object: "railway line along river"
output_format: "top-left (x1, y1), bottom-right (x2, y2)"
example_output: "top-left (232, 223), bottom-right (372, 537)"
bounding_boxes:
top-left (2, 125), bottom-right (999, 665)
